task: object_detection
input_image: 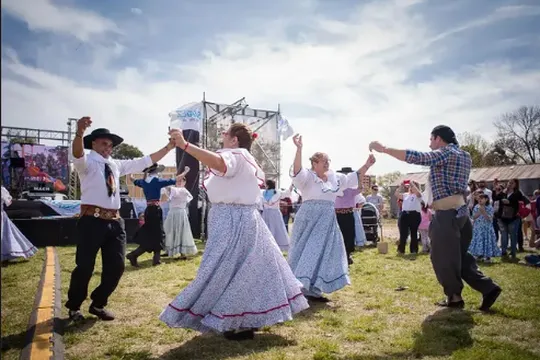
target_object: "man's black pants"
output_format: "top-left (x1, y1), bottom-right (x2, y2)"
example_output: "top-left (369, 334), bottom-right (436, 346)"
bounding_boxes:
top-left (65, 216), bottom-right (126, 310)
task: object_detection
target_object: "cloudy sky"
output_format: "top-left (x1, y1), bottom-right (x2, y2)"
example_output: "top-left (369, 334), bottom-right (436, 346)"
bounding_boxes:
top-left (2, 0), bottom-right (539, 183)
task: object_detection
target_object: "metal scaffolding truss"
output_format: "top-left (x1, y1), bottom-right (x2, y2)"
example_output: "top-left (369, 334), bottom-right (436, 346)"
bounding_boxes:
top-left (1, 126), bottom-right (71, 146)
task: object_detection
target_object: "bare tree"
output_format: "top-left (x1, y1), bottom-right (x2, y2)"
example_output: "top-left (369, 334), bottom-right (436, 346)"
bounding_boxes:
top-left (494, 105), bottom-right (540, 164)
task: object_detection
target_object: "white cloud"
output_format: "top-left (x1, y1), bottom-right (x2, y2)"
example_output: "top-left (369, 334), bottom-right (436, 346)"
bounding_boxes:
top-left (2, 0), bottom-right (540, 185)
top-left (1, 0), bottom-right (119, 41)
top-left (131, 8), bottom-right (143, 15)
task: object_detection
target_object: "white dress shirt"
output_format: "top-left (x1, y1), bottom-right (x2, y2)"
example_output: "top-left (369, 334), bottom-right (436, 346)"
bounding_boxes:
top-left (73, 150), bottom-right (153, 210)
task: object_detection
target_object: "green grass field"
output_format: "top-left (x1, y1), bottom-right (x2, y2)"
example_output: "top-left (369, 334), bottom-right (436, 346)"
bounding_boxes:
top-left (2, 237), bottom-right (540, 360)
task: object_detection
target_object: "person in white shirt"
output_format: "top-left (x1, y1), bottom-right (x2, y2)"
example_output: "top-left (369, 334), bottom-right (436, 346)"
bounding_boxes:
top-left (366, 185), bottom-right (384, 213)
top-left (477, 180), bottom-right (492, 202)
top-left (394, 181), bottom-right (423, 254)
top-left (65, 117), bottom-right (175, 322)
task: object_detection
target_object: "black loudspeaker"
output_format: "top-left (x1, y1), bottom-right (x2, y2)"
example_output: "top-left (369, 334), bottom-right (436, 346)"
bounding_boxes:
top-left (120, 202), bottom-right (136, 218)
top-left (176, 129), bottom-right (201, 238)
top-left (10, 158), bottom-right (25, 168)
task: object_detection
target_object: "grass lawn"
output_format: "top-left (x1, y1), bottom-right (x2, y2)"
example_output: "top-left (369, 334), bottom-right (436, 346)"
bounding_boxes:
top-left (3, 236), bottom-right (540, 360)
top-left (1, 249), bottom-right (46, 360)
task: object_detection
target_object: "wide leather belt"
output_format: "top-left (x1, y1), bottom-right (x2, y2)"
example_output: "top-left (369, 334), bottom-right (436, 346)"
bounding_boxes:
top-left (335, 208), bottom-right (354, 214)
top-left (147, 200), bottom-right (160, 206)
top-left (80, 205), bottom-right (120, 220)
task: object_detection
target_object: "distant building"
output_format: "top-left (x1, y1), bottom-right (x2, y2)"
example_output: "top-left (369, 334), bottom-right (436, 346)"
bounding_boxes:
top-left (388, 164), bottom-right (540, 217)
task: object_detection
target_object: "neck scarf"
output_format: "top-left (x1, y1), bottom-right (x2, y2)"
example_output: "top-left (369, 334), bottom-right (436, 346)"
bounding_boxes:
top-left (88, 151), bottom-right (116, 197)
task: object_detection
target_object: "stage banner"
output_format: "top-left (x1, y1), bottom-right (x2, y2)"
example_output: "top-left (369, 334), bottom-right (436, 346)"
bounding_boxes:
top-left (169, 102), bottom-right (202, 238)
top-left (169, 102), bottom-right (203, 132)
top-left (1, 142), bottom-right (69, 193)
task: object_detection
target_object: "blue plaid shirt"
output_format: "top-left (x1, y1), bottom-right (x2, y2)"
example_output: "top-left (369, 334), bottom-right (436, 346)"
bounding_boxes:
top-left (405, 144), bottom-right (471, 202)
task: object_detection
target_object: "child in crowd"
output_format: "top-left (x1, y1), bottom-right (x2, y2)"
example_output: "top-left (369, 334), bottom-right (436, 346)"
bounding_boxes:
top-left (418, 202), bottom-right (431, 253)
top-left (469, 194), bottom-right (501, 263)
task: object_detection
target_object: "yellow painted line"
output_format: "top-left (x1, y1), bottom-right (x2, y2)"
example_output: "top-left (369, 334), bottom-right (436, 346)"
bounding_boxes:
top-left (29, 247), bottom-right (56, 360)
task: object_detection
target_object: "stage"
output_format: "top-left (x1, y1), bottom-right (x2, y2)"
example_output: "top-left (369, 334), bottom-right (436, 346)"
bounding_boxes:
top-left (11, 217), bottom-right (140, 247)
top-left (5, 199), bottom-right (141, 247)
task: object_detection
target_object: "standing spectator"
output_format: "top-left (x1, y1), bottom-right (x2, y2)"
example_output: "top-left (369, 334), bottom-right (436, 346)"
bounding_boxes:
top-left (492, 184), bottom-right (506, 241)
top-left (395, 181), bottom-right (423, 254)
top-left (418, 202), bottom-right (432, 253)
top-left (498, 179), bottom-right (527, 258)
top-left (366, 185), bottom-right (384, 214)
top-left (280, 191), bottom-right (293, 231)
top-left (477, 180), bottom-right (492, 202)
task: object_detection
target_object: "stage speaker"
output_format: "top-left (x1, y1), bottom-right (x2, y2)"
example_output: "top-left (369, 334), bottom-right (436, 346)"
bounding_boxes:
top-left (10, 158), bottom-right (25, 168)
top-left (120, 202), bottom-right (136, 218)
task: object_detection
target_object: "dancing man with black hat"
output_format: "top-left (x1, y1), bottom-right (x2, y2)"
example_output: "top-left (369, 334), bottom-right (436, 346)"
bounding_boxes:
top-left (65, 116), bottom-right (176, 322)
top-left (369, 125), bottom-right (502, 312)
top-left (126, 163), bottom-right (181, 267)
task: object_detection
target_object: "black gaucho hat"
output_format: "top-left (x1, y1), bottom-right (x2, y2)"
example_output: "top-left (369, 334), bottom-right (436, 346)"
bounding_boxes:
top-left (337, 167), bottom-right (354, 173)
top-left (83, 128), bottom-right (124, 150)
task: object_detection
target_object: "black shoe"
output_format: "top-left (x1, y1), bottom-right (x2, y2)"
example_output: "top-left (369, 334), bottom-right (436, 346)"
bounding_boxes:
top-left (480, 287), bottom-right (502, 312)
top-left (89, 306), bottom-right (115, 321)
top-left (68, 310), bottom-right (84, 322)
top-left (347, 257), bottom-right (354, 265)
top-left (223, 329), bottom-right (255, 341)
top-left (435, 299), bottom-right (465, 309)
top-left (306, 295), bottom-right (330, 303)
top-left (126, 254), bottom-right (139, 267)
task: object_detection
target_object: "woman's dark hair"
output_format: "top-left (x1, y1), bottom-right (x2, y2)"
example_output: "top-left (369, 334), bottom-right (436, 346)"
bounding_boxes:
top-left (229, 123), bottom-right (255, 151)
top-left (431, 125), bottom-right (458, 145)
top-left (266, 179), bottom-right (276, 190)
top-left (509, 178), bottom-right (520, 191)
top-left (478, 193), bottom-right (490, 205)
top-left (421, 202), bottom-right (429, 212)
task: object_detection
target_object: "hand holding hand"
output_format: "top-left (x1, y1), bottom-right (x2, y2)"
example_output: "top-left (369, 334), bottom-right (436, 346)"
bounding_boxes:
top-left (364, 153), bottom-right (376, 168)
top-left (292, 134), bottom-right (303, 149)
top-left (368, 141), bottom-right (385, 153)
top-left (169, 129), bottom-right (186, 148)
top-left (77, 116), bottom-right (92, 134)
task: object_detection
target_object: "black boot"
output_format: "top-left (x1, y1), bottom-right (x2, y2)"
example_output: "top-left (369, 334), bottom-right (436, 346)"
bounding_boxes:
top-left (152, 251), bottom-right (161, 266)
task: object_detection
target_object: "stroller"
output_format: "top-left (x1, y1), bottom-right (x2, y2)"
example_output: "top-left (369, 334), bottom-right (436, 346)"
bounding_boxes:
top-left (361, 202), bottom-right (381, 243)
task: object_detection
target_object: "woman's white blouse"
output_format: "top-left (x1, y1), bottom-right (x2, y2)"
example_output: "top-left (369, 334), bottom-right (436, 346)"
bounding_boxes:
top-left (204, 148), bottom-right (265, 205)
top-left (291, 168), bottom-right (358, 202)
top-left (401, 193), bottom-right (423, 212)
top-left (166, 187), bottom-right (193, 209)
top-left (261, 190), bottom-right (292, 209)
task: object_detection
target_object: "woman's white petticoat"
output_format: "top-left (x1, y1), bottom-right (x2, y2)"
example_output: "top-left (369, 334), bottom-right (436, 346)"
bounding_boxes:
top-left (353, 210), bottom-right (367, 246)
top-left (1, 209), bottom-right (37, 261)
top-left (262, 207), bottom-right (290, 251)
top-left (159, 204), bottom-right (309, 332)
top-left (288, 200), bottom-right (350, 297)
top-left (164, 207), bottom-right (198, 256)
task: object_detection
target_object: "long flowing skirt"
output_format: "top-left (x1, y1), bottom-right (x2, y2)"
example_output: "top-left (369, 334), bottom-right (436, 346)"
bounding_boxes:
top-left (354, 211), bottom-right (367, 246)
top-left (262, 207), bottom-right (290, 251)
top-left (159, 203), bottom-right (309, 333)
top-left (164, 207), bottom-right (198, 256)
top-left (288, 200), bottom-right (350, 297)
top-left (1, 210), bottom-right (37, 261)
top-left (136, 205), bottom-right (165, 253)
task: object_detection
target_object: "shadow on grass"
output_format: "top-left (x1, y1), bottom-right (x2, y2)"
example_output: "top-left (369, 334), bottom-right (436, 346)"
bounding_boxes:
top-left (123, 256), bottom-right (200, 272)
top-left (158, 332), bottom-right (296, 360)
top-left (344, 308), bottom-right (475, 360)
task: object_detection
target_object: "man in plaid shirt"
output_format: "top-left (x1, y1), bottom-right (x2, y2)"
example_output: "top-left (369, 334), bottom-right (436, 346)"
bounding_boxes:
top-left (369, 125), bottom-right (501, 312)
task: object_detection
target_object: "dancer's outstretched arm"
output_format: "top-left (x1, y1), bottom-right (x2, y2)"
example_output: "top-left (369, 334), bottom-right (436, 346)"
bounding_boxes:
top-left (169, 130), bottom-right (226, 174)
top-left (292, 134), bottom-right (303, 175)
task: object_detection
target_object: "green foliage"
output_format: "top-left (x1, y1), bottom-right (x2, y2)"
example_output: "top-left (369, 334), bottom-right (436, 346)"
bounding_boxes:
top-left (111, 143), bottom-right (144, 160)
